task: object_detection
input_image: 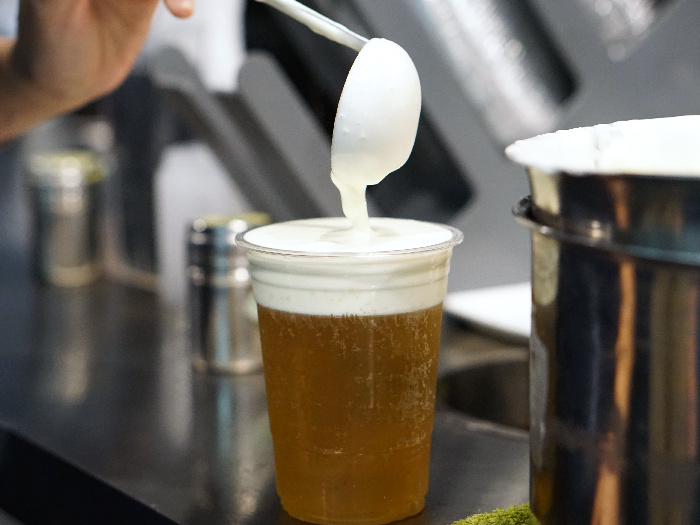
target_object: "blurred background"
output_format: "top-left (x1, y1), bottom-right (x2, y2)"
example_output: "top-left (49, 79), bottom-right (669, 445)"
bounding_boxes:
top-left (2, 0), bottom-right (700, 305)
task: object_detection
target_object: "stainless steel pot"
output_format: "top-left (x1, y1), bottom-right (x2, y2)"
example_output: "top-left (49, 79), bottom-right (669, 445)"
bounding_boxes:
top-left (515, 187), bottom-right (700, 525)
top-left (507, 116), bottom-right (700, 524)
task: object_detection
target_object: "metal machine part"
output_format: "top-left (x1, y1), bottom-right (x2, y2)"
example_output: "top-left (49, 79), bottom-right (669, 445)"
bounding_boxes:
top-left (149, 47), bottom-right (345, 223)
top-left (576, 0), bottom-right (660, 60)
top-left (411, 0), bottom-right (575, 145)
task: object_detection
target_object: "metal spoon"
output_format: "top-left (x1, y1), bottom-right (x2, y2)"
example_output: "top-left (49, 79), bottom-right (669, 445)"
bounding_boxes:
top-left (255, 0), bottom-right (368, 51)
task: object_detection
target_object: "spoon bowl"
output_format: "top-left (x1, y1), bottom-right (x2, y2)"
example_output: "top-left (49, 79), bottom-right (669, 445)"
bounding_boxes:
top-left (331, 38), bottom-right (422, 188)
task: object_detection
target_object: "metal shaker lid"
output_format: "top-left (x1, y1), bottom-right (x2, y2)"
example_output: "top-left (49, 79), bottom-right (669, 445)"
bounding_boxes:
top-left (188, 213), bottom-right (271, 269)
top-left (28, 150), bottom-right (105, 187)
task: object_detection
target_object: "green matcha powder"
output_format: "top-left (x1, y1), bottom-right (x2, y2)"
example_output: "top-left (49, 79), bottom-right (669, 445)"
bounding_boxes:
top-left (451, 503), bottom-right (536, 525)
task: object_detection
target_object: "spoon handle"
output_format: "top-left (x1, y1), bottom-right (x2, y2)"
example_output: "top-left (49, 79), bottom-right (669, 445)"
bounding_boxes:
top-left (255, 0), bottom-right (368, 52)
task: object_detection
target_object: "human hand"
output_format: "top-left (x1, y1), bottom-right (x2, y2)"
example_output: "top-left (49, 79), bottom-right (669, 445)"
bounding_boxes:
top-left (12, 0), bottom-right (195, 107)
top-left (0, 0), bottom-right (194, 142)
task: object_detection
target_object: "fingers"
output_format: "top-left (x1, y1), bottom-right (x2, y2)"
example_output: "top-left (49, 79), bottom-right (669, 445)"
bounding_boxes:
top-left (163, 0), bottom-right (194, 18)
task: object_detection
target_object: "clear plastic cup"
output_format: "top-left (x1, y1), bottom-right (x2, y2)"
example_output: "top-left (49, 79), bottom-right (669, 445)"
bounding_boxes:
top-left (237, 217), bottom-right (462, 525)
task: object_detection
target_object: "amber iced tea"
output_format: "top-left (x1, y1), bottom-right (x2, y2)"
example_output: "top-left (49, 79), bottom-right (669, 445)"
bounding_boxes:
top-left (259, 304), bottom-right (443, 524)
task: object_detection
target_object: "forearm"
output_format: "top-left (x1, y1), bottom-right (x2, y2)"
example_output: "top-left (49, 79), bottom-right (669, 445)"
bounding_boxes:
top-left (0, 38), bottom-right (74, 144)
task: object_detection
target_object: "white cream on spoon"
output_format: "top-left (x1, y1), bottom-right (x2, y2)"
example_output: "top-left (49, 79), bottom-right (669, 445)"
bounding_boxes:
top-left (255, 0), bottom-right (422, 234)
top-left (331, 38), bottom-right (422, 232)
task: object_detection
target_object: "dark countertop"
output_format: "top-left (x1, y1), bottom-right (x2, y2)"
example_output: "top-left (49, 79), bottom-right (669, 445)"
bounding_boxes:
top-left (0, 246), bottom-right (528, 525)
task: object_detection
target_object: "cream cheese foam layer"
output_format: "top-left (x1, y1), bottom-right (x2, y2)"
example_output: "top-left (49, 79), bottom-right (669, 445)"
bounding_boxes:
top-left (505, 115), bottom-right (700, 176)
top-left (239, 217), bottom-right (462, 316)
top-left (242, 217), bottom-right (454, 254)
